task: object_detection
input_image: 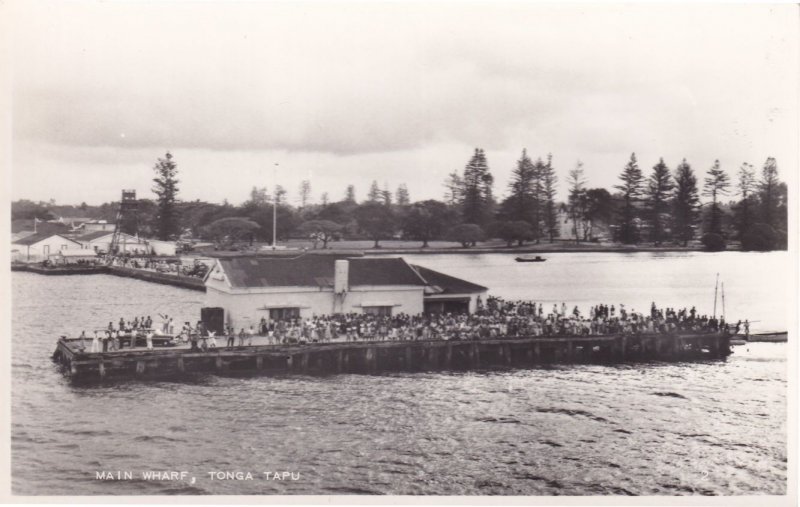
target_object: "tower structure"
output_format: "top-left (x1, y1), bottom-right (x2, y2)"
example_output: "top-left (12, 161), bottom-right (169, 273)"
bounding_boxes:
top-left (109, 190), bottom-right (139, 256)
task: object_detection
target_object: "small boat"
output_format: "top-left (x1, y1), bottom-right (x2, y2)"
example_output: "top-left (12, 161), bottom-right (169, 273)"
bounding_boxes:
top-left (515, 256), bottom-right (546, 263)
top-left (733, 331), bottom-right (787, 343)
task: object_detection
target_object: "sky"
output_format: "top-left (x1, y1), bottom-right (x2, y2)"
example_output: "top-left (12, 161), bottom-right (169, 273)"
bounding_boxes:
top-left (9, 1), bottom-right (799, 207)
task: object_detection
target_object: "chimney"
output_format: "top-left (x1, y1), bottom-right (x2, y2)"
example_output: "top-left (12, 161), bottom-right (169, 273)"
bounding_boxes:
top-left (334, 259), bottom-right (349, 294)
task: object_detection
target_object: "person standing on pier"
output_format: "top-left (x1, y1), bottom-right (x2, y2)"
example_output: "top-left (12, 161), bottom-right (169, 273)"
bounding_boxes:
top-left (145, 331), bottom-right (154, 350)
top-left (227, 329), bottom-right (235, 348)
top-left (79, 331), bottom-right (87, 352)
top-left (90, 331), bottom-right (101, 353)
top-left (158, 313), bottom-right (169, 334)
top-left (238, 328), bottom-right (246, 347)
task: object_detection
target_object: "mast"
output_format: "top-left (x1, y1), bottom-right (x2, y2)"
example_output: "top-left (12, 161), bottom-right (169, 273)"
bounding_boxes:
top-left (721, 282), bottom-right (725, 320)
top-left (713, 272), bottom-right (719, 319)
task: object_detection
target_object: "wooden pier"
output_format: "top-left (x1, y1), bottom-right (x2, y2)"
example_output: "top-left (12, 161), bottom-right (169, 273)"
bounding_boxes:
top-left (52, 332), bottom-right (733, 383)
top-left (12, 263), bottom-right (206, 291)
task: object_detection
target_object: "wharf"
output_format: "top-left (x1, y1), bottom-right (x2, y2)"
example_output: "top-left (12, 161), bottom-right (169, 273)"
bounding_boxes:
top-left (52, 332), bottom-right (732, 383)
top-left (11, 263), bottom-right (205, 291)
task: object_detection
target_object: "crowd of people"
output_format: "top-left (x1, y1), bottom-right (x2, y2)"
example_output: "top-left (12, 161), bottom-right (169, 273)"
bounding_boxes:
top-left (76, 297), bottom-right (743, 354)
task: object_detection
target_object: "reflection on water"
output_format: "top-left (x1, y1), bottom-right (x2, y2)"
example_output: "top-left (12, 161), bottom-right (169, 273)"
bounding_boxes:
top-left (11, 251), bottom-right (789, 495)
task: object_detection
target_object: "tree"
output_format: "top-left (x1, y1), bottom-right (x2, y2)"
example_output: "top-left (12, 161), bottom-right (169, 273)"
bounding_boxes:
top-left (345, 185), bottom-right (357, 203)
top-left (702, 159), bottom-right (730, 236)
top-left (249, 186), bottom-right (269, 205)
top-left (274, 185), bottom-right (287, 205)
top-left (701, 233), bottom-right (726, 252)
top-left (367, 180), bottom-right (382, 202)
top-left (759, 157), bottom-right (780, 229)
top-left (396, 184), bottom-right (410, 206)
top-left (401, 200), bottom-right (454, 247)
top-left (645, 158), bottom-right (673, 245)
top-left (380, 183), bottom-right (392, 206)
top-left (672, 159), bottom-right (700, 246)
top-left (297, 220), bottom-right (343, 249)
top-left (584, 188), bottom-right (613, 241)
top-left (443, 171), bottom-right (464, 206)
top-left (461, 148), bottom-right (494, 226)
top-left (299, 180), bottom-right (311, 208)
top-left (202, 217), bottom-right (260, 248)
top-left (567, 161), bottom-right (587, 242)
top-left (733, 163), bottom-right (756, 241)
top-left (491, 220), bottom-right (534, 247)
top-left (152, 152), bottom-right (180, 240)
top-left (354, 202), bottom-right (396, 248)
top-left (614, 153), bottom-right (644, 244)
top-left (505, 149), bottom-right (537, 224)
top-left (320, 192), bottom-right (329, 206)
top-left (448, 223), bottom-right (485, 247)
top-left (541, 154), bottom-right (559, 242)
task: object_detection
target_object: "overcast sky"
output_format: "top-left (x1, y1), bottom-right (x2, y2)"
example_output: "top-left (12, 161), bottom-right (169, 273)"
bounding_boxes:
top-left (10, 1), bottom-right (799, 207)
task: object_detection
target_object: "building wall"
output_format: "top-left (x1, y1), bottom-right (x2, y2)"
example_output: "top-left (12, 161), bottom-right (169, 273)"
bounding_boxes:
top-left (424, 291), bottom-right (488, 313)
top-left (146, 240), bottom-right (177, 256)
top-left (11, 236), bottom-right (81, 262)
top-left (81, 235), bottom-right (148, 254)
top-left (204, 285), bottom-right (425, 329)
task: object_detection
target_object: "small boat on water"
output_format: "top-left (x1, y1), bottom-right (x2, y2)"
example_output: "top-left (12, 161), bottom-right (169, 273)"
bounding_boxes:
top-left (731, 331), bottom-right (787, 344)
top-left (515, 256), bottom-right (546, 263)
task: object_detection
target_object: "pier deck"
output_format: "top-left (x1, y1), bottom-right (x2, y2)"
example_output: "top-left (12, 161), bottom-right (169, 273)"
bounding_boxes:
top-left (52, 332), bottom-right (732, 383)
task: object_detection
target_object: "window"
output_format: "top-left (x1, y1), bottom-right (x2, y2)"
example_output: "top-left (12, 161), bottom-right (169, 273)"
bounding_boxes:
top-left (269, 307), bottom-right (300, 321)
top-left (362, 306), bottom-right (393, 317)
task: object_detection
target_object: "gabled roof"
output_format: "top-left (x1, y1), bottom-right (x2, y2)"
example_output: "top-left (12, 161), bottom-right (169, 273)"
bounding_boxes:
top-left (410, 264), bottom-right (488, 294)
top-left (76, 231), bottom-right (114, 241)
top-left (12, 232), bottom-right (80, 246)
top-left (214, 254), bottom-right (428, 289)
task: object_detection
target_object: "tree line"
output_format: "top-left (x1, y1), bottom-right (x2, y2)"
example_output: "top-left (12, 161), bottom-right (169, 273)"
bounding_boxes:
top-left (12, 150), bottom-right (787, 251)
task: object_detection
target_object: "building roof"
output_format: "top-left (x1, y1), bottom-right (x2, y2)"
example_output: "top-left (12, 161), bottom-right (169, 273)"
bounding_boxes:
top-left (410, 264), bottom-right (488, 294)
top-left (215, 254), bottom-right (428, 289)
top-left (76, 231), bottom-right (114, 242)
top-left (76, 231), bottom-right (142, 242)
top-left (12, 232), bottom-right (79, 246)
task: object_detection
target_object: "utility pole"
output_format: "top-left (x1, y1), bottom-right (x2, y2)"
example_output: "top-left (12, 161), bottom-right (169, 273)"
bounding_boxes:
top-left (272, 163), bottom-right (278, 250)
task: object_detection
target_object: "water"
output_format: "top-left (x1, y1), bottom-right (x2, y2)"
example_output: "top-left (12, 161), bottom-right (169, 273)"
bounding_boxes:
top-left (11, 251), bottom-right (789, 495)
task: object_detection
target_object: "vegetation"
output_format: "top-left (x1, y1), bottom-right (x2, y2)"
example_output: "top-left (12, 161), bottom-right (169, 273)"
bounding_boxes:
top-left (12, 148), bottom-right (787, 252)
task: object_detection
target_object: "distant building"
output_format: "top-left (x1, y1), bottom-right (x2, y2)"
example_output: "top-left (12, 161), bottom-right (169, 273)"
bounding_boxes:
top-left (146, 239), bottom-right (177, 256)
top-left (11, 233), bottom-right (82, 262)
top-left (80, 220), bottom-right (115, 233)
top-left (203, 254), bottom-right (487, 330)
top-left (76, 231), bottom-right (147, 254)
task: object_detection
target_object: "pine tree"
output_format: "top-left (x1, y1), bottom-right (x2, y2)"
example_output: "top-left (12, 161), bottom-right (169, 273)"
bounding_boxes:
top-left (759, 157), bottom-right (780, 229)
top-left (506, 149), bottom-right (537, 223)
top-left (152, 152), bottom-right (180, 240)
top-left (567, 161), bottom-right (587, 242)
top-left (614, 153), bottom-right (644, 244)
top-left (381, 182), bottom-right (392, 206)
top-left (733, 163), bottom-right (756, 240)
top-left (396, 184), bottom-right (410, 206)
top-left (345, 185), bottom-right (356, 203)
top-left (299, 180), bottom-right (311, 208)
top-left (320, 192), bottom-right (329, 206)
top-left (461, 148), bottom-right (494, 226)
top-left (274, 185), bottom-right (287, 205)
top-left (367, 180), bottom-right (381, 202)
top-left (645, 158), bottom-right (673, 245)
top-left (672, 159), bottom-right (700, 246)
top-left (702, 159), bottom-right (730, 235)
top-left (443, 171), bottom-right (464, 206)
top-left (541, 154), bottom-right (558, 242)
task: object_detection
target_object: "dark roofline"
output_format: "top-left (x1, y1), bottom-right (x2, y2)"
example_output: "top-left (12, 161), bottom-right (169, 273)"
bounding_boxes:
top-left (410, 264), bottom-right (489, 293)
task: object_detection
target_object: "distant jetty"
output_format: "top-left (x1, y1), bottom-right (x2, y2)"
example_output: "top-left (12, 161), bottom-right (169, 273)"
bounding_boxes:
top-left (12, 263), bottom-right (205, 292)
top-left (53, 332), bottom-right (733, 384)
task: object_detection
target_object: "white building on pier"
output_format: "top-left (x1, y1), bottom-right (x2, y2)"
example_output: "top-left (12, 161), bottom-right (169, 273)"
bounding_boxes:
top-left (203, 254), bottom-right (487, 330)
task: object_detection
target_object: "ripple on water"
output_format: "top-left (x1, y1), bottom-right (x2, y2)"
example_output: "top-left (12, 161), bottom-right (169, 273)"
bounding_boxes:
top-left (10, 264), bottom-right (789, 496)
